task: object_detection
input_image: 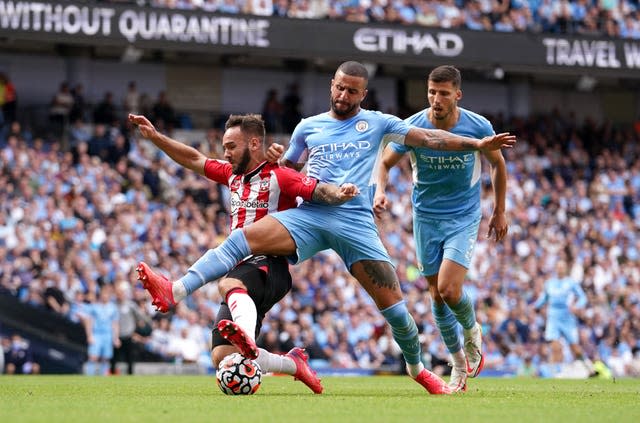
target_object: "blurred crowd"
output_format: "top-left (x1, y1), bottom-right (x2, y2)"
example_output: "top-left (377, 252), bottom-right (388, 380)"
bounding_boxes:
top-left (112, 0), bottom-right (640, 40)
top-left (1, 83), bottom-right (640, 377)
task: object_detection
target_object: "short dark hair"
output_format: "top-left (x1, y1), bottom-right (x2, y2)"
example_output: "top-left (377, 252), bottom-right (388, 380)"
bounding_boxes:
top-left (225, 114), bottom-right (266, 140)
top-left (336, 61), bottom-right (369, 81)
top-left (428, 65), bottom-right (462, 88)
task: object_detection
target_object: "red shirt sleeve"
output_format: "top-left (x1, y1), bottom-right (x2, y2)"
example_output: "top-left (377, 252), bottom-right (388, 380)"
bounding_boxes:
top-left (203, 159), bottom-right (233, 186)
top-left (272, 165), bottom-right (318, 201)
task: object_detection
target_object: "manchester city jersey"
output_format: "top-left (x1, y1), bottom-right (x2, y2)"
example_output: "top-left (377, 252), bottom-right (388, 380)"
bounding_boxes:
top-left (284, 109), bottom-right (410, 212)
top-left (534, 277), bottom-right (587, 317)
top-left (391, 107), bottom-right (494, 217)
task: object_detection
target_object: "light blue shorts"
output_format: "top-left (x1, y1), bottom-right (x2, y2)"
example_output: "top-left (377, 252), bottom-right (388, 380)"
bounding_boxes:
top-left (413, 213), bottom-right (481, 276)
top-left (544, 315), bottom-right (579, 344)
top-left (88, 333), bottom-right (114, 359)
top-left (271, 203), bottom-right (391, 270)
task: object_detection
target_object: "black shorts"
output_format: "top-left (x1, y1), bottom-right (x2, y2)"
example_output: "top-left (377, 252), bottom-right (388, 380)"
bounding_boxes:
top-left (211, 255), bottom-right (292, 349)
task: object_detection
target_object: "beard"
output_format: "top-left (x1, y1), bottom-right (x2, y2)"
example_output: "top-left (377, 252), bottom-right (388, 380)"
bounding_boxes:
top-left (330, 98), bottom-right (358, 117)
top-left (232, 148), bottom-right (252, 175)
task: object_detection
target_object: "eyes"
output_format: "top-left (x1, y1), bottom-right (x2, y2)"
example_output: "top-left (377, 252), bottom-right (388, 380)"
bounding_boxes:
top-left (335, 84), bottom-right (360, 95)
top-left (428, 90), bottom-right (453, 97)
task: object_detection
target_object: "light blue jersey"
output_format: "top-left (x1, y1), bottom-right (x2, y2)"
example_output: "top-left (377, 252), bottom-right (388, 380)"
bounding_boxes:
top-left (285, 109), bottom-right (410, 212)
top-left (534, 276), bottom-right (587, 344)
top-left (391, 107), bottom-right (494, 217)
top-left (534, 277), bottom-right (587, 317)
top-left (275, 109), bottom-right (411, 268)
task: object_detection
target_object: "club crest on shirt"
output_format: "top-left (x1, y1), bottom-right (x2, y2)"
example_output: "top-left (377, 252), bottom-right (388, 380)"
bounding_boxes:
top-left (259, 179), bottom-right (270, 192)
top-left (301, 176), bottom-right (314, 186)
top-left (355, 120), bottom-right (368, 132)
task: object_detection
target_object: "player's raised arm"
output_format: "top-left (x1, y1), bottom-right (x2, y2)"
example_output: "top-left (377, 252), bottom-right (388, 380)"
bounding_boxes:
top-left (374, 146), bottom-right (404, 218)
top-left (405, 127), bottom-right (516, 152)
top-left (129, 113), bottom-right (208, 175)
top-left (312, 182), bottom-right (360, 205)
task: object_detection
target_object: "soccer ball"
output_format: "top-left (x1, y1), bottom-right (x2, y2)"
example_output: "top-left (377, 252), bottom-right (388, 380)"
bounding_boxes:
top-left (216, 353), bottom-right (262, 395)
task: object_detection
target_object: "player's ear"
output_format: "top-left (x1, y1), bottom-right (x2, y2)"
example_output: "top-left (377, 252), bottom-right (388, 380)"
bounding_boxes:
top-left (456, 89), bottom-right (462, 101)
top-left (250, 137), bottom-right (261, 151)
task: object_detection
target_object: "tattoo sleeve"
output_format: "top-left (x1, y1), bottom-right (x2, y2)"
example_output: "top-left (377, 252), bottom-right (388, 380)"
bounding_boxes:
top-left (312, 183), bottom-right (345, 205)
top-left (360, 260), bottom-right (400, 290)
top-left (421, 129), bottom-right (478, 151)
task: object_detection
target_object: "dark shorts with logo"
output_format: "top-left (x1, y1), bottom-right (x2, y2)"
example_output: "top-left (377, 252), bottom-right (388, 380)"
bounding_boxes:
top-left (211, 255), bottom-right (292, 349)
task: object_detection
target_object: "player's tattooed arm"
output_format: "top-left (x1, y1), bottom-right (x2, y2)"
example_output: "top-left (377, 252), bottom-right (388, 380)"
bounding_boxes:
top-left (405, 128), bottom-right (516, 151)
top-left (312, 182), bottom-right (360, 205)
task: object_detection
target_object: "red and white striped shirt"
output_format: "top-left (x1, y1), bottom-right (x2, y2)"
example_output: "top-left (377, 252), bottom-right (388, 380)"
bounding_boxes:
top-left (203, 160), bottom-right (317, 230)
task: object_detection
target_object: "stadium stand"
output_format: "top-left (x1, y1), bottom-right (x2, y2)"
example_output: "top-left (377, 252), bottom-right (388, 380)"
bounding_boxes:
top-left (1, 92), bottom-right (639, 376)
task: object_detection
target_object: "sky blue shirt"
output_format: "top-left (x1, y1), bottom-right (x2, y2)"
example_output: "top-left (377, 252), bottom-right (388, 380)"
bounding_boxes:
top-left (284, 109), bottom-right (410, 212)
top-left (533, 276), bottom-right (588, 317)
top-left (391, 107), bottom-right (494, 217)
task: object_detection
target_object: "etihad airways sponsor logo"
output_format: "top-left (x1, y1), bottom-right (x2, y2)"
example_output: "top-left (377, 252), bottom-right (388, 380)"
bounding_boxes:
top-left (354, 28), bottom-right (463, 56)
top-left (313, 140), bottom-right (371, 161)
top-left (419, 154), bottom-right (474, 170)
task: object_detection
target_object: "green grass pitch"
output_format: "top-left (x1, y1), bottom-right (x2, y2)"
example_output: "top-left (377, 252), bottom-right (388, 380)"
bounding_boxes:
top-left (1, 375), bottom-right (639, 423)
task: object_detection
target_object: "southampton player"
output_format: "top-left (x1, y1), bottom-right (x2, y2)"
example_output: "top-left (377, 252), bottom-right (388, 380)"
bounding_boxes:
top-left (374, 65), bottom-right (508, 392)
top-left (533, 259), bottom-right (593, 373)
top-left (137, 61), bottom-right (516, 395)
top-left (130, 113), bottom-right (358, 394)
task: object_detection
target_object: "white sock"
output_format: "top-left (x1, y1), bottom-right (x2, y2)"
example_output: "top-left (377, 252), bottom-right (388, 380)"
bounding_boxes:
top-left (255, 348), bottom-right (296, 374)
top-left (406, 362), bottom-right (425, 378)
top-left (172, 281), bottom-right (187, 303)
top-left (451, 349), bottom-right (466, 369)
top-left (228, 290), bottom-right (258, 341)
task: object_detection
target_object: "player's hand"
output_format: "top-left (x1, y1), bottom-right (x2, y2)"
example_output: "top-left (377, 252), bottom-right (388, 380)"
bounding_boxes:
top-left (479, 133), bottom-right (516, 151)
top-left (338, 183), bottom-right (360, 201)
top-left (373, 191), bottom-right (389, 219)
top-left (129, 114), bottom-right (157, 139)
top-left (487, 210), bottom-right (508, 242)
top-left (266, 143), bottom-right (285, 163)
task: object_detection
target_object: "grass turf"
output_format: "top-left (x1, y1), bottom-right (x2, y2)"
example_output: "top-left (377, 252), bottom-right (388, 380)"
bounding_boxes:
top-left (1, 375), bottom-right (639, 423)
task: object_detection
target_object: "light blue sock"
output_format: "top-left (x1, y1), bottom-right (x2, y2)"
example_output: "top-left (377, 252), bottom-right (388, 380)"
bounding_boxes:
top-left (449, 291), bottom-right (476, 331)
top-left (86, 361), bottom-right (96, 376)
top-left (432, 301), bottom-right (462, 353)
top-left (178, 229), bottom-right (251, 295)
top-left (380, 301), bottom-right (422, 365)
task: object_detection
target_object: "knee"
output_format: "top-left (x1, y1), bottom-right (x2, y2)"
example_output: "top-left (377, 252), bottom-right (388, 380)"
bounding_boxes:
top-left (218, 278), bottom-right (247, 300)
top-left (437, 283), bottom-right (462, 305)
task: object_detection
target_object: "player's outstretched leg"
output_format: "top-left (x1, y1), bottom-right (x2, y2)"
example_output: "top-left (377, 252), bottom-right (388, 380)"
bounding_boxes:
top-left (136, 262), bottom-right (176, 312)
top-left (413, 368), bottom-right (453, 395)
top-left (286, 347), bottom-right (323, 394)
top-left (217, 319), bottom-right (258, 360)
top-left (464, 322), bottom-right (485, 377)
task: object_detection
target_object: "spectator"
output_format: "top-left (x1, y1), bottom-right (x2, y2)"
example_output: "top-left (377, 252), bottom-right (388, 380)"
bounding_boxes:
top-left (124, 81), bottom-right (141, 116)
top-left (49, 82), bottom-right (74, 137)
top-left (261, 88), bottom-right (283, 133)
top-left (0, 73), bottom-right (17, 125)
top-left (3, 334), bottom-right (40, 375)
top-left (151, 91), bottom-right (176, 129)
top-left (93, 91), bottom-right (117, 125)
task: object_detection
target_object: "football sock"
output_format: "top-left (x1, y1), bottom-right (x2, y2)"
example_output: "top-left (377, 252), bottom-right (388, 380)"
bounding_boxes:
top-left (255, 348), bottom-right (296, 374)
top-left (381, 300), bottom-right (422, 374)
top-left (451, 349), bottom-right (466, 369)
top-left (177, 229), bottom-right (251, 295)
top-left (449, 291), bottom-right (476, 331)
top-left (85, 361), bottom-right (96, 376)
top-left (432, 301), bottom-right (462, 353)
top-left (227, 288), bottom-right (258, 341)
